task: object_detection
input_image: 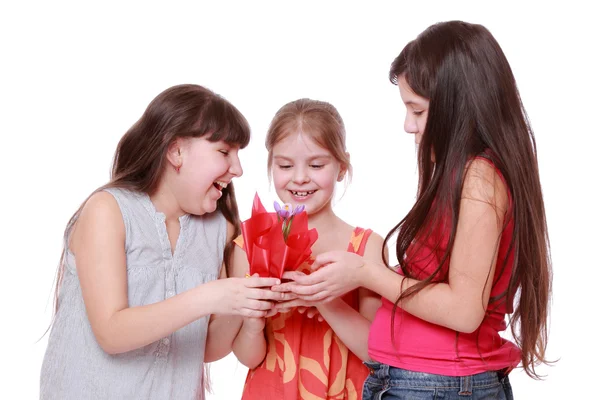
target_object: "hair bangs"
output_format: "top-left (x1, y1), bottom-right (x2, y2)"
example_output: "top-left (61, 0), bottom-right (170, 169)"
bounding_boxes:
top-left (194, 97), bottom-right (251, 149)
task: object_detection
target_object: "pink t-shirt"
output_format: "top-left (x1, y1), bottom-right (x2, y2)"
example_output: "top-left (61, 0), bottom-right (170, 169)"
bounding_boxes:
top-left (368, 157), bottom-right (521, 376)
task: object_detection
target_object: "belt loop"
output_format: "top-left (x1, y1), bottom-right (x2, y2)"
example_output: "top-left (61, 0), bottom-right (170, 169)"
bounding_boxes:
top-left (381, 363), bottom-right (390, 377)
top-left (458, 375), bottom-right (472, 396)
top-left (498, 367), bottom-right (510, 381)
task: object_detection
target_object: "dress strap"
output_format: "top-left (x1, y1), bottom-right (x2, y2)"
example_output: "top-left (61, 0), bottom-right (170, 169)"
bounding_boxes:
top-left (346, 227), bottom-right (373, 256)
top-left (233, 234), bottom-right (244, 249)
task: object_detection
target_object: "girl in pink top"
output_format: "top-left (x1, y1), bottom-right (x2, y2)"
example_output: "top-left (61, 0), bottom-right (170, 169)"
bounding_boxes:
top-left (273, 21), bottom-right (552, 399)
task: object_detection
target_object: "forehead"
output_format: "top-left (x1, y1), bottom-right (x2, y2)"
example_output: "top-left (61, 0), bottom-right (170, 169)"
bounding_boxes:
top-left (183, 137), bottom-right (236, 155)
top-left (272, 131), bottom-right (331, 159)
top-left (397, 75), bottom-right (429, 107)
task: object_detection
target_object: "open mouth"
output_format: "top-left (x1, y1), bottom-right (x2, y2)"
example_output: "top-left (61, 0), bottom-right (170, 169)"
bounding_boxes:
top-left (289, 190), bottom-right (316, 198)
top-left (213, 181), bottom-right (228, 191)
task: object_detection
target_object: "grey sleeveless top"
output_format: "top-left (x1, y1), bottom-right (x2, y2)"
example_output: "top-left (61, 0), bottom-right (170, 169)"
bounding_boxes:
top-left (40, 188), bottom-right (226, 400)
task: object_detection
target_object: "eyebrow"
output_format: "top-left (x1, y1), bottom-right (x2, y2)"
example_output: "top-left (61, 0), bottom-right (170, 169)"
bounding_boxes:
top-left (404, 100), bottom-right (426, 107)
top-left (273, 154), bottom-right (332, 161)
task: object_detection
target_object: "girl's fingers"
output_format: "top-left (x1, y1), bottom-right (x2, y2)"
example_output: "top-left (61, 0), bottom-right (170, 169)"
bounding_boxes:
top-left (244, 277), bottom-right (281, 288)
top-left (270, 282), bottom-right (293, 292)
top-left (265, 308), bottom-right (279, 318)
top-left (281, 271), bottom-right (307, 281)
top-left (277, 269), bottom-right (327, 286)
top-left (295, 291), bottom-right (330, 303)
top-left (311, 252), bottom-right (338, 271)
top-left (275, 292), bottom-right (297, 301)
top-left (247, 288), bottom-right (286, 301)
top-left (275, 299), bottom-right (306, 309)
top-left (286, 282), bottom-right (328, 296)
top-left (240, 308), bottom-right (268, 318)
top-left (242, 299), bottom-right (274, 311)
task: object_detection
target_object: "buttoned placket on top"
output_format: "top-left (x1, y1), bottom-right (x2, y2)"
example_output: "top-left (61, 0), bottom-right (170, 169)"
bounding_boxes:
top-left (146, 202), bottom-right (191, 362)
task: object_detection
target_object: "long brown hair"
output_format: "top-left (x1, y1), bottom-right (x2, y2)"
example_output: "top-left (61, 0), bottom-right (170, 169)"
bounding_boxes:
top-left (52, 84), bottom-right (250, 316)
top-left (385, 21), bottom-right (552, 378)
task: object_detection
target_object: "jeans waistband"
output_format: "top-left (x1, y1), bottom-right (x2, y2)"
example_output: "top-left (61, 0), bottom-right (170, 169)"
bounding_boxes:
top-left (364, 360), bottom-right (509, 392)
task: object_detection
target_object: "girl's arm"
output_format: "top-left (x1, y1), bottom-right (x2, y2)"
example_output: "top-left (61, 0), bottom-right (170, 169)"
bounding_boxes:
top-left (73, 192), bottom-right (281, 355)
top-left (203, 269), bottom-right (244, 362)
top-left (313, 233), bottom-right (385, 361)
top-left (231, 244), bottom-right (271, 369)
top-left (276, 160), bottom-right (508, 334)
top-left (204, 222), bottom-right (243, 362)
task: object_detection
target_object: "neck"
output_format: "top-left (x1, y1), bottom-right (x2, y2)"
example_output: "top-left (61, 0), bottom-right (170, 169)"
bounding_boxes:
top-left (307, 203), bottom-right (339, 232)
top-left (150, 179), bottom-right (186, 221)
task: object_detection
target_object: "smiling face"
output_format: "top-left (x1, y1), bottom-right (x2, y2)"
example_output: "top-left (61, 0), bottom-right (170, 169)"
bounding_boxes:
top-left (271, 132), bottom-right (342, 217)
top-left (173, 137), bottom-right (243, 215)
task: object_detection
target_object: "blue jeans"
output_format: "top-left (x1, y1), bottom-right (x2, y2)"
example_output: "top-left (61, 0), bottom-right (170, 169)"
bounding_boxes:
top-left (362, 361), bottom-right (514, 399)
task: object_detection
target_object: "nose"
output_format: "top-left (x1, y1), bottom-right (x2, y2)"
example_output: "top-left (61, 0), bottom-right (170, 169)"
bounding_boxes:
top-left (404, 113), bottom-right (418, 135)
top-left (292, 166), bottom-right (310, 184)
top-left (229, 152), bottom-right (243, 177)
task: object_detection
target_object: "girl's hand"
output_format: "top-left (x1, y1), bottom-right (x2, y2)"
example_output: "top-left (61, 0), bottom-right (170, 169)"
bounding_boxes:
top-left (271, 251), bottom-right (366, 303)
top-left (241, 298), bottom-right (288, 335)
top-left (274, 297), bottom-right (324, 322)
top-left (213, 276), bottom-right (283, 318)
top-left (297, 306), bottom-right (324, 321)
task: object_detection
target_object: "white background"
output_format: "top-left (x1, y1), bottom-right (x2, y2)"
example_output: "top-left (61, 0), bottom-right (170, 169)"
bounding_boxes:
top-left (1, 1), bottom-right (598, 398)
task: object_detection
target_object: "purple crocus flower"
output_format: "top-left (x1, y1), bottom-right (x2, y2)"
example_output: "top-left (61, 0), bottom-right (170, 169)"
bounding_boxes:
top-left (274, 201), bottom-right (290, 219)
top-left (274, 202), bottom-right (306, 241)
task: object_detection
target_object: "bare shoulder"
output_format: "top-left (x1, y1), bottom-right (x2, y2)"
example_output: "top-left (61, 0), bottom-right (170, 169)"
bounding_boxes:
top-left (342, 217), bottom-right (386, 265)
top-left (79, 191), bottom-right (123, 225)
top-left (363, 230), bottom-right (387, 265)
top-left (463, 158), bottom-right (509, 215)
top-left (70, 191), bottom-right (125, 254)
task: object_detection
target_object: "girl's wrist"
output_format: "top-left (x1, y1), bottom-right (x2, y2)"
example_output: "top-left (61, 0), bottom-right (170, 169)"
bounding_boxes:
top-left (240, 319), bottom-right (265, 337)
top-left (360, 259), bottom-right (385, 294)
top-left (317, 298), bottom-right (338, 314)
top-left (197, 280), bottom-right (222, 315)
top-left (357, 258), bottom-right (372, 290)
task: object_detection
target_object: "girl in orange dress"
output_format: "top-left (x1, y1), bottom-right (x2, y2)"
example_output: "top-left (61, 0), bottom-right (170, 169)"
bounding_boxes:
top-left (230, 99), bottom-right (386, 399)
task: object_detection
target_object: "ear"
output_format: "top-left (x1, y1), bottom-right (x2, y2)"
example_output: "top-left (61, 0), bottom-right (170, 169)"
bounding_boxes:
top-left (337, 152), bottom-right (350, 182)
top-left (166, 139), bottom-right (183, 170)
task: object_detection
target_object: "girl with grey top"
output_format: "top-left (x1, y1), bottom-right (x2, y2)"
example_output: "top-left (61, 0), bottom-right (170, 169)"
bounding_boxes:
top-left (40, 84), bottom-right (283, 400)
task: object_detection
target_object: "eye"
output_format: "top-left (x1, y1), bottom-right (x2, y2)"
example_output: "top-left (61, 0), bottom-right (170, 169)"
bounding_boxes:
top-left (219, 150), bottom-right (229, 156)
top-left (309, 164), bottom-right (324, 169)
top-left (278, 164), bottom-right (292, 170)
top-left (412, 110), bottom-right (424, 116)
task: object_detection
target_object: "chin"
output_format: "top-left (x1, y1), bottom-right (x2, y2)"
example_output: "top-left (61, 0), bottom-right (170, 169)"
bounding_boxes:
top-left (204, 201), bottom-right (219, 214)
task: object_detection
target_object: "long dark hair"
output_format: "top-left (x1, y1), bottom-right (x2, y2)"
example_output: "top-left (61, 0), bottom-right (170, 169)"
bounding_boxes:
top-left (52, 84), bottom-right (250, 315)
top-left (385, 21), bottom-right (551, 378)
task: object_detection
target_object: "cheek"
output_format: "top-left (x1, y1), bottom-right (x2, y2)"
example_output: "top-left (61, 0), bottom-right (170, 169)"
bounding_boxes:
top-left (271, 169), bottom-right (289, 188)
top-left (314, 169), bottom-right (337, 189)
top-left (419, 114), bottom-right (428, 132)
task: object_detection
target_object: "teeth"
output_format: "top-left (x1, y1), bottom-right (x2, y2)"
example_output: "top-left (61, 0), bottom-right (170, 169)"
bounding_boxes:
top-left (291, 190), bottom-right (315, 197)
top-left (215, 181), bottom-right (228, 189)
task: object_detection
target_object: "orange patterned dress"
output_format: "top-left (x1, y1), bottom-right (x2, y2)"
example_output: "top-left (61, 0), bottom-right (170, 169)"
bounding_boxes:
top-left (234, 227), bottom-right (372, 400)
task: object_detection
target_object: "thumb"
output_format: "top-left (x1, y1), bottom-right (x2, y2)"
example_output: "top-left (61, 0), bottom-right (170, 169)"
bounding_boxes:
top-left (312, 252), bottom-right (337, 271)
top-left (282, 270), bottom-right (306, 281)
top-left (245, 276), bottom-right (281, 287)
